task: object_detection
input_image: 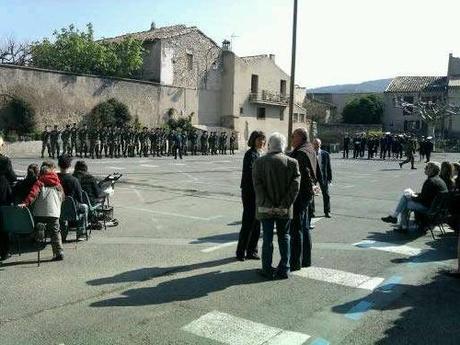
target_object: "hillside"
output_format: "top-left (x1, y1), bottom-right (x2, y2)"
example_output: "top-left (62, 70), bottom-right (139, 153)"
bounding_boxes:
top-left (308, 78), bottom-right (392, 94)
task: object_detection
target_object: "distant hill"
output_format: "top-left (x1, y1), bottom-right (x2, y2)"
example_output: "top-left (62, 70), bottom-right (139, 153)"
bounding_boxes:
top-left (308, 78), bottom-right (393, 94)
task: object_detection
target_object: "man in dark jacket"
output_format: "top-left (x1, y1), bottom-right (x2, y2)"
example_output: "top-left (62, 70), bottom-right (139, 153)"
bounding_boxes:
top-left (289, 127), bottom-right (317, 270)
top-left (313, 138), bottom-right (332, 218)
top-left (73, 161), bottom-right (105, 205)
top-left (382, 161), bottom-right (447, 232)
top-left (0, 136), bottom-right (15, 260)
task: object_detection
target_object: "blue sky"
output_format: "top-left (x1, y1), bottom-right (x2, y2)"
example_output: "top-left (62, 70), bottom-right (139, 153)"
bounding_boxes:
top-left (1, 0), bottom-right (460, 88)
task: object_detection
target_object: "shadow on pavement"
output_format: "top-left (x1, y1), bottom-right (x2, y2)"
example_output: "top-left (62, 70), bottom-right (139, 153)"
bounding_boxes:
top-left (87, 257), bottom-right (236, 286)
top-left (227, 220), bottom-right (242, 226)
top-left (332, 272), bottom-right (460, 344)
top-left (380, 168), bottom-right (402, 171)
top-left (190, 233), bottom-right (239, 244)
top-left (90, 269), bottom-right (264, 307)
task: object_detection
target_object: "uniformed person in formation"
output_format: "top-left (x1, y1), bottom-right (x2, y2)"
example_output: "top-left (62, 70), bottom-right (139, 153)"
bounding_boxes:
top-left (140, 127), bottom-right (149, 157)
top-left (190, 129), bottom-right (198, 155)
top-left (88, 126), bottom-right (100, 159)
top-left (229, 132), bottom-right (236, 155)
top-left (99, 126), bottom-right (108, 158)
top-left (50, 125), bottom-right (61, 159)
top-left (352, 134), bottom-right (361, 159)
top-left (70, 123), bottom-right (78, 156)
top-left (41, 125), bottom-right (52, 158)
top-left (61, 124), bottom-right (71, 155)
top-left (181, 130), bottom-right (188, 156)
top-left (78, 124), bottom-right (89, 158)
top-left (343, 134), bottom-right (350, 159)
top-left (201, 131), bottom-right (209, 155)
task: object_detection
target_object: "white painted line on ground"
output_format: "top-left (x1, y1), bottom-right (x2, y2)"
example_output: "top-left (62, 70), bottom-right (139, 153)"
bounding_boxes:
top-left (353, 240), bottom-right (423, 256)
top-left (172, 163), bottom-right (186, 166)
top-left (342, 185), bottom-right (355, 189)
top-left (107, 166), bottom-right (126, 170)
top-left (15, 169), bottom-right (26, 174)
top-left (130, 186), bottom-right (145, 203)
top-left (119, 205), bottom-right (222, 221)
top-left (140, 164), bottom-right (159, 168)
top-left (177, 169), bottom-right (198, 181)
top-left (292, 267), bottom-right (384, 291)
top-left (201, 241), bottom-right (238, 253)
top-left (182, 311), bottom-right (310, 345)
top-left (311, 217), bottom-right (323, 224)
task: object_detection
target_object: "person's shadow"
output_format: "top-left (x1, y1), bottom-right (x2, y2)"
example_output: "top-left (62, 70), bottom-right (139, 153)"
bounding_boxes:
top-left (332, 272), bottom-right (460, 344)
top-left (87, 257), bottom-right (236, 286)
top-left (90, 268), bottom-right (264, 307)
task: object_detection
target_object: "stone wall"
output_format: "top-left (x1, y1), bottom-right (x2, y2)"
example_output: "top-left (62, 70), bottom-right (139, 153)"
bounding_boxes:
top-left (0, 64), bottom-right (198, 130)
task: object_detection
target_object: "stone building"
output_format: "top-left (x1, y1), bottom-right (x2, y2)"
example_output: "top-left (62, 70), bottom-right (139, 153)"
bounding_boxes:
top-left (103, 24), bottom-right (310, 145)
top-left (382, 54), bottom-right (460, 138)
top-left (383, 76), bottom-right (447, 135)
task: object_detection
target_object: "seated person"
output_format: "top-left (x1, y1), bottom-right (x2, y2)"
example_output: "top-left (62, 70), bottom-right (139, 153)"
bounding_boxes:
top-left (73, 160), bottom-right (105, 205)
top-left (382, 162), bottom-right (448, 232)
top-left (0, 136), bottom-right (16, 261)
top-left (57, 155), bottom-right (89, 234)
top-left (13, 164), bottom-right (39, 203)
top-left (440, 161), bottom-right (455, 192)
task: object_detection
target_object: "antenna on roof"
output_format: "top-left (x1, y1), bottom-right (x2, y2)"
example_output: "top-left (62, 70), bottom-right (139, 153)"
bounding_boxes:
top-left (150, 21), bottom-right (156, 30)
top-left (230, 33), bottom-right (239, 51)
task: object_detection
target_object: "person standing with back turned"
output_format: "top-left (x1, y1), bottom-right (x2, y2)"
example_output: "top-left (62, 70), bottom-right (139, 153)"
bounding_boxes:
top-left (253, 132), bottom-right (300, 280)
top-left (235, 131), bottom-right (266, 261)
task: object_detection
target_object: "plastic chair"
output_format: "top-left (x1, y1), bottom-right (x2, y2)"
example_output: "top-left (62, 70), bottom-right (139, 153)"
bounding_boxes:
top-left (0, 205), bottom-right (41, 266)
top-left (60, 196), bottom-right (88, 242)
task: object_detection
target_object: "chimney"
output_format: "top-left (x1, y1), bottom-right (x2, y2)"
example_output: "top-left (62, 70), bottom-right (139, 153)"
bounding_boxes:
top-left (222, 40), bottom-right (231, 51)
top-left (150, 22), bottom-right (156, 31)
top-left (269, 54), bottom-right (275, 62)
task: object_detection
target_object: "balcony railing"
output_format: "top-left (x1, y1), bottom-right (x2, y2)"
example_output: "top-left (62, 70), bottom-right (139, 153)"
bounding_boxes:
top-left (249, 90), bottom-right (289, 106)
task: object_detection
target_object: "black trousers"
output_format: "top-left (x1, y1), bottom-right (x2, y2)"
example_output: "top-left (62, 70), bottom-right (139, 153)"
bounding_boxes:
top-left (236, 192), bottom-right (260, 257)
top-left (290, 203), bottom-right (311, 268)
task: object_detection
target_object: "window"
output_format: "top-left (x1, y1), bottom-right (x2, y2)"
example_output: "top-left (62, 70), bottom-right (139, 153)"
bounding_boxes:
top-left (403, 96), bottom-right (414, 115)
top-left (280, 80), bottom-right (287, 96)
top-left (293, 113), bottom-right (299, 122)
top-left (186, 53), bottom-right (194, 71)
top-left (257, 107), bottom-right (266, 119)
top-left (240, 107), bottom-right (244, 115)
top-left (251, 74), bottom-right (259, 94)
top-left (404, 120), bottom-right (420, 131)
top-left (279, 109), bottom-right (284, 121)
top-left (300, 114), bottom-right (305, 123)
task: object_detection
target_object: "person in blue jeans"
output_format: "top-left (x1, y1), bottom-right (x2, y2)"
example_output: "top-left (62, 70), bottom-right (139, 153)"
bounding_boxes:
top-left (252, 132), bottom-right (300, 280)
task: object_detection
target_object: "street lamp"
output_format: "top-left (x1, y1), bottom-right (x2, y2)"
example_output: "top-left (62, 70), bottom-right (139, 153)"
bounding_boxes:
top-left (287, 0), bottom-right (298, 147)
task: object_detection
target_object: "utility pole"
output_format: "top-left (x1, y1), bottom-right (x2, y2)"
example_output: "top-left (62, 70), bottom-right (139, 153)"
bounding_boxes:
top-left (287, 0), bottom-right (298, 147)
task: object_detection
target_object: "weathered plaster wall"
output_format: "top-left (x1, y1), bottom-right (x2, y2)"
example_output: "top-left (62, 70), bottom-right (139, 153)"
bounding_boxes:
top-left (0, 64), bottom-right (197, 129)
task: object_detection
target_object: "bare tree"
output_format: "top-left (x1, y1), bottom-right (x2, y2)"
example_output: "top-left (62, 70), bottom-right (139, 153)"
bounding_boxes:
top-left (396, 97), bottom-right (460, 139)
top-left (0, 36), bottom-right (31, 65)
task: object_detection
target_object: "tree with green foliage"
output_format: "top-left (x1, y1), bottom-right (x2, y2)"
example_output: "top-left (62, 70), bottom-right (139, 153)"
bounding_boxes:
top-left (87, 98), bottom-right (132, 127)
top-left (0, 95), bottom-right (36, 136)
top-left (342, 95), bottom-right (384, 124)
top-left (30, 24), bottom-right (144, 78)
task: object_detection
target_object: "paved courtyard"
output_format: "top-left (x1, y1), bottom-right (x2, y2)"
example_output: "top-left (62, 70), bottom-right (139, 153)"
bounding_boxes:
top-left (1, 152), bottom-right (459, 345)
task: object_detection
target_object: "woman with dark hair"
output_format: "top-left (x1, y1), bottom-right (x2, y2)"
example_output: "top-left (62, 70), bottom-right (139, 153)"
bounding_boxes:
top-left (13, 164), bottom-right (39, 203)
top-left (73, 160), bottom-right (104, 204)
top-left (235, 130), bottom-right (266, 261)
top-left (440, 161), bottom-right (455, 192)
top-left (0, 136), bottom-right (16, 261)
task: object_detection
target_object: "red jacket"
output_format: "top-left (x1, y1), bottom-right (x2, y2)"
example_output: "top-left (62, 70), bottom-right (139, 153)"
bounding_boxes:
top-left (23, 172), bottom-right (63, 206)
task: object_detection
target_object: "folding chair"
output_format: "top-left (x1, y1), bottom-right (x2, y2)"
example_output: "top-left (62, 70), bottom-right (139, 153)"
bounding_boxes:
top-left (60, 196), bottom-right (88, 243)
top-left (0, 205), bottom-right (41, 266)
top-left (417, 192), bottom-right (451, 240)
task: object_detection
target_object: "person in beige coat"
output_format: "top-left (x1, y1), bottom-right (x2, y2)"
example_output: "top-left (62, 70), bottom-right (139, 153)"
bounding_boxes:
top-left (252, 132), bottom-right (300, 279)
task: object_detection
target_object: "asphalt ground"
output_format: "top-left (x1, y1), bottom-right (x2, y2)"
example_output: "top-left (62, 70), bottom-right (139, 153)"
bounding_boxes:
top-left (1, 151), bottom-right (459, 345)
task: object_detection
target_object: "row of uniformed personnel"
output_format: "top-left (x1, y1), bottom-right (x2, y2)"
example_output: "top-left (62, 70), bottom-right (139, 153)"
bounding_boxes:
top-left (41, 124), bottom-right (237, 159)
